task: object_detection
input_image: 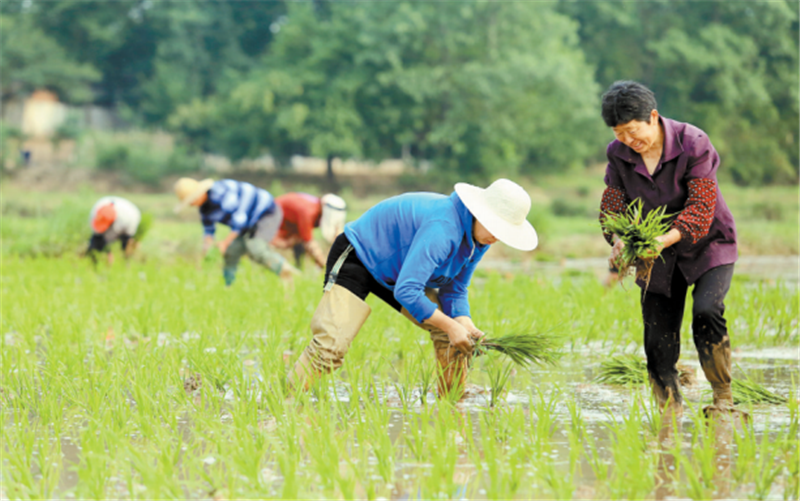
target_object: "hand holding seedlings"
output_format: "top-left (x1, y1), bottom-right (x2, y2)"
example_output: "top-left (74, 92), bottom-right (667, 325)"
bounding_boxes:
top-left (601, 198), bottom-right (673, 286)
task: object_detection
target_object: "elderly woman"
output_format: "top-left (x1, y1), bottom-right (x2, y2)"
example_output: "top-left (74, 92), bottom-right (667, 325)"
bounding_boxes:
top-left (599, 81), bottom-right (743, 418)
top-left (290, 179), bottom-right (538, 399)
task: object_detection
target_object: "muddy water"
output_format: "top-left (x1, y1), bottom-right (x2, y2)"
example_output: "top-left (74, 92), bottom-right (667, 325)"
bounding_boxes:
top-left (28, 350), bottom-right (797, 500)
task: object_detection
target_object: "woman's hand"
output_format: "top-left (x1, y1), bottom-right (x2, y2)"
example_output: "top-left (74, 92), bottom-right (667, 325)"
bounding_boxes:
top-left (610, 237), bottom-right (625, 268)
top-left (654, 229), bottom-right (682, 251)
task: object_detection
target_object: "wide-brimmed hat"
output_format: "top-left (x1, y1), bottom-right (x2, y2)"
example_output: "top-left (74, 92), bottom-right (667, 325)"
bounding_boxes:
top-left (454, 179), bottom-right (538, 251)
top-left (92, 202), bottom-right (116, 233)
top-left (174, 177), bottom-right (215, 212)
top-left (319, 193), bottom-right (347, 243)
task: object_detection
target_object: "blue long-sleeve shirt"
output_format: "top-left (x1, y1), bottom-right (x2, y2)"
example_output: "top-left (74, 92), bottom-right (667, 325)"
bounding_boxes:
top-left (344, 191), bottom-right (489, 322)
top-left (199, 180), bottom-right (275, 236)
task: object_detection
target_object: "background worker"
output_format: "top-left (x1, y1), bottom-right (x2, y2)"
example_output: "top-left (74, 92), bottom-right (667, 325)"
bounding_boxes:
top-left (86, 196), bottom-right (141, 265)
top-left (598, 81), bottom-right (743, 419)
top-left (174, 178), bottom-right (299, 285)
top-left (289, 179), bottom-right (538, 400)
top-left (271, 192), bottom-right (348, 268)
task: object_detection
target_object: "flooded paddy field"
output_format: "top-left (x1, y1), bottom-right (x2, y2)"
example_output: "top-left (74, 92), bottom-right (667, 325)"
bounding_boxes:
top-left (2, 258), bottom-right (798, 499)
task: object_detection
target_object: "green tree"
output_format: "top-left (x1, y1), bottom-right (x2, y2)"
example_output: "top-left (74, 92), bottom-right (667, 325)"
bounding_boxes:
top-left (171, 1), bottom-right (605, 180)
top-left (561, 0), bottom-right (799, 185)
top-left (0, 14), bottom-right (99, 102)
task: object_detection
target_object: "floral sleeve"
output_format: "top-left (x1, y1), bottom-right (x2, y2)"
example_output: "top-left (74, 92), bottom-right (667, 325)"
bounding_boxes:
top-left (673, 178), bottom-right (716, 244)
top-left (599, 186), bottom-right (628, 245)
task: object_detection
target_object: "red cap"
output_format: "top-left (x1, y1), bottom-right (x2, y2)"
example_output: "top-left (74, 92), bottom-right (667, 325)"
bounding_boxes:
top-left (92, 203), bottom-right (116, 233)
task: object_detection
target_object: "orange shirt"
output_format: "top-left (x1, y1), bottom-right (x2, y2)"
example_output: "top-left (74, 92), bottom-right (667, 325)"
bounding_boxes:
top-left (275, 193), bottom-right (322, 242)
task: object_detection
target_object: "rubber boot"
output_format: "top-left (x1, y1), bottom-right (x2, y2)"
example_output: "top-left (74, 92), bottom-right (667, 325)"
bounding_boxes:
top-left (649, 373), bottom-right (683, 419)
top-left (699, 337), bottom-right (749, 422)
top-left (401, 288), bottom-right (470, 401)
top-left (432, 338), bottom-right (469, 400)
top-left (289, 284), bottom-right (371, 390)
top-left (223, 266), bottom-right (237, 286)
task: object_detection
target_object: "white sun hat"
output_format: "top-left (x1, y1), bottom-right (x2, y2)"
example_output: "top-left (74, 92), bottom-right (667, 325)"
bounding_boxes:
top-left (174, 177), bottom-right (215, 212)
top-left (454, 178), bottom-right (538, 251)
top-left (319, 193), bottom-right (347, 243)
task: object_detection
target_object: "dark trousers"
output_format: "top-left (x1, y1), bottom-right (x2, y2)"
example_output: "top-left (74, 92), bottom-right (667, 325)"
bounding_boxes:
top-left (325, 233), bottom-right (402, 312)
top-left (641, 264), bottom-right (734, 403)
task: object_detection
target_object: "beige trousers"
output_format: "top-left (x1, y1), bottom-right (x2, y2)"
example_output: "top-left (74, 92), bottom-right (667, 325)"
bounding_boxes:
top-left (290, 285), bottom-right (469, 398)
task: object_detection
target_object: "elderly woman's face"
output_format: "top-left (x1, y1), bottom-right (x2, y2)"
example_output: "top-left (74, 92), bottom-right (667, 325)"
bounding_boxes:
top-left (612, 109), bottom-right (661, 155)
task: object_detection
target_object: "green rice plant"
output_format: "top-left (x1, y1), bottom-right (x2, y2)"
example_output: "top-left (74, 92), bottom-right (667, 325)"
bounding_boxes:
top-left (133, 212), bottom-right (154, 242)
top-left (600, 198), bottom-right (672, 285)
top-left (484, 355), bottom-right (514, 407)
top-left (474, 330), bottom-right (561, 368)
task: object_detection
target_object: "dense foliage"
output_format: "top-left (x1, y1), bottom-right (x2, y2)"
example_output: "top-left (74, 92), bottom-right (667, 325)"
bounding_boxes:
top-left (1, 0), bottom-right (797, 184)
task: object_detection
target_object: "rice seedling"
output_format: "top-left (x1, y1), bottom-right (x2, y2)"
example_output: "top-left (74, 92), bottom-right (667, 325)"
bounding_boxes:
top-left (730, 365), bottom-right (788, 405)
top-left (474, 330), bottom-right (562, 368)
top-left (600, 198), bottom-right (672, 285)
top-left (594, 354), bottom-right (695, 387)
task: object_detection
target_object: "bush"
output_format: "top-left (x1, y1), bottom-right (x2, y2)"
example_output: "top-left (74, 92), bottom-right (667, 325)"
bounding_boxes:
top-left (92, 132), bottom-right (202, 185)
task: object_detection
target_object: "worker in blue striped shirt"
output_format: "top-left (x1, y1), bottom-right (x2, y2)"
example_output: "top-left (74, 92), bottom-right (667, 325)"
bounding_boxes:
top-left (174, 178), bottom-right (298, 285)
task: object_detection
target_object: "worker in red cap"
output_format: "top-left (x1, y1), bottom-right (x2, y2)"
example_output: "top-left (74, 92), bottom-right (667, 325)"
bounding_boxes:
top-left (87, 196), bottom-right (142, 264)
top-left (271, 193), bottom-right (347, 268)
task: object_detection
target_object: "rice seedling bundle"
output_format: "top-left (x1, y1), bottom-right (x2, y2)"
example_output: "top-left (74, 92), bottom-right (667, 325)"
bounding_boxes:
top-left (596, 355), bottom-right (786, 405)
top-left (474, 331), bottom-right (561, 368)
top-left (594, 355), bottom-right (694, 387)
top-left (730, 368), bottom-right (787, 405)
top-left (600, 199), bottom-right (672, 285)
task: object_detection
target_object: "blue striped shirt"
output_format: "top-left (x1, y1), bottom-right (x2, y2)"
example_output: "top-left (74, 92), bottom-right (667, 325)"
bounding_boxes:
top-left (200, 180), bottom-right (275, 236)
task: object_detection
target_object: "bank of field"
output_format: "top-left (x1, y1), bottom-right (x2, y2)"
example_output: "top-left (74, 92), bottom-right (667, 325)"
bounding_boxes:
top-left (2, 258), bottom-right (797, 499)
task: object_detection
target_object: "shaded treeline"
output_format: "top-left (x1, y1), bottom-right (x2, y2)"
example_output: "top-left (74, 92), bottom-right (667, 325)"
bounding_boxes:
top-left (1, 0), bottom-right (797, 184)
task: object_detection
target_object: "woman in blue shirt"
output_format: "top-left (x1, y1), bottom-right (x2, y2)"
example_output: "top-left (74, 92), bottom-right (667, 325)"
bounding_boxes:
top-left (290, 179), bottom-right (538, 399)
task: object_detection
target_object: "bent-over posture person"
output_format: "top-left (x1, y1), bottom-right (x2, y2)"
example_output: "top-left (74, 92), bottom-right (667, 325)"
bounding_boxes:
top-left (87, 196), bottom-right (141, 264)
top-left (598, 81), bottom-right (744, 419)
top-left (174, 178), bottom-right (298, 285)
top-left (289, 179), bottom-right (538, 399)
top-left (271, 192), bottom-right (347, 268)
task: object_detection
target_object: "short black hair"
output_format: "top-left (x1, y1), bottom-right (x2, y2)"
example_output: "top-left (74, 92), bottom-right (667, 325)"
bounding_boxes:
top-left (601, 81), bottom-right (657, 127)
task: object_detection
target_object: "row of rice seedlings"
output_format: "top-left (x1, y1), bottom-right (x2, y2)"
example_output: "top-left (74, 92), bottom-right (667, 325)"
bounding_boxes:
top-left (596, 354), bottom-right (786, 405)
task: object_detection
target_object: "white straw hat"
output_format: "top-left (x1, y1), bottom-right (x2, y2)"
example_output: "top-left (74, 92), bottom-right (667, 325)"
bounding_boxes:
top-left (174, 177), bottom-right (215, 213)
top-left (454, 179), bottom-right (538, 251)
top-left (319, 193), bottom-right (347, 243)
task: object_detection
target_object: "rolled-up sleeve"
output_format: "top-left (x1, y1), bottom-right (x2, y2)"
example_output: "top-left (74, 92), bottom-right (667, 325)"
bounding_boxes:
top-left (393, 224), bottom-right (453, 323)
top-left (438, 256), bottom-right (480, 318)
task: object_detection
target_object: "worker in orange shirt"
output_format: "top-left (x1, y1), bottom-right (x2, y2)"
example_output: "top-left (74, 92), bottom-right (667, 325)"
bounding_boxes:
top-left (272, 193), bottom-right (347, 268)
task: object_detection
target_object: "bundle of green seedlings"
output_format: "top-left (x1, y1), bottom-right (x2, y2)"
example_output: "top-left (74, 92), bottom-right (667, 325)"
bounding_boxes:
top-left (595, 355), bottom-right (786, 405)
top-left (600, 199), bottom-right (672, 285)
top-left (474, 331), bottom-right (561, 368)
top-left (595, 354), bottom-right (695, 386)
top-left (730, 365), bottom-right (787, 405)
